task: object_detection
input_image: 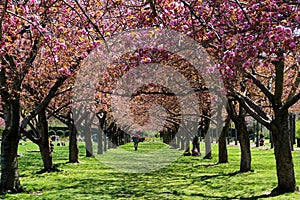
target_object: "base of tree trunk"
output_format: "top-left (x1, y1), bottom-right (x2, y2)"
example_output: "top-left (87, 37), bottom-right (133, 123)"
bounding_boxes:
top-left (203, 153), bottom-right (212, 159)
top-left (67, 160), bottom-right (80, 164)
top-left (0, 186), bottom-right (24, 194)
top-left (270, 186), bottom-right (298, 196)
top-left (36, 166), bottom-right (60, 174)
top-left (239, 169), bottom-right (254, 173)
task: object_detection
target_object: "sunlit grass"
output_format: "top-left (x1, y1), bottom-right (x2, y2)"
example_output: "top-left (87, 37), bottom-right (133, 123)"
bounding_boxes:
top-left (1, 140), bottom-right (300, 199)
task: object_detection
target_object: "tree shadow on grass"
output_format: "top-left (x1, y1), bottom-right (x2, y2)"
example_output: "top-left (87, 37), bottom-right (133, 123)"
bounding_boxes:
top-left (189, 191), bottom-right (289, 200)
top-left (193, 162), bottom-right (219, 167)
top-left (189, 186), bottom-right (298, 199)
top-left (239, 188), bottom-right (300, 200)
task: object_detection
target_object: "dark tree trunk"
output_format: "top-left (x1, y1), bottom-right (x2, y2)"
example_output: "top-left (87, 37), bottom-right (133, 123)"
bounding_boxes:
top-left (69, 123), bottom-right (79, 163)
top-left (234, 129), bottom-right (238, 146)
top-left (103, 133), bottom-right (107, 152)
top-left (289, 113), bottom-right (295, 151)
top-left (97, 129), bottom-right (103, 154)
top-left (37, 111), bottom-right (55, 172)
top-left (180, 135), bottom-right (185, 150)
top-left (255, 122), bottom-right (259, 147)
top-left (38, 142), bottom-right (54, 172)
top-left (236, 117), bottom-right (251, 172)
top-left (96, 111), bottom-right (105, 154)
top-left (185, 137), bottom-right (190, 151)
top-left (162, 131), bottom-right (172, 144)
top-left (85, 131), bottom-right (93, 157)
top-left (219, 117), bottom-right (230, 163)
top-left (227, 101), bottom-right (251, 172)
top-left (1, 101), bottom-right (22, 192)
top-left (176, 135), bottom-right (180, 148)
top-left (270, 130), bottom-right (274, 149)
top-left (271, 111), bottom-right (296, 192)
top-left (203, 133), bottom-right (212, 159)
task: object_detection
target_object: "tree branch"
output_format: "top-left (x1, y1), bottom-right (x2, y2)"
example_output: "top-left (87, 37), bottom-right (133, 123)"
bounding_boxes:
top-left (20, 77), bottom-right (67, 131)
top-left (281, 91), bottom-right (300, 112)
top-left (229, 92), bottom-right (271, 128)
top-left (245, 71), bottom-right (274, 104)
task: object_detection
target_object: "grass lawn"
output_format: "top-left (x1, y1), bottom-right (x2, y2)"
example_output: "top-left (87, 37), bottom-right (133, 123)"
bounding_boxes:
top-left (1, 141), bottom-right (300, 199)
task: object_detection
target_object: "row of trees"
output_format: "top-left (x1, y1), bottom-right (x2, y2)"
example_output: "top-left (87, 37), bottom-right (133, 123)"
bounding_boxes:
top-left (0, 0), bottom-right (299, 194)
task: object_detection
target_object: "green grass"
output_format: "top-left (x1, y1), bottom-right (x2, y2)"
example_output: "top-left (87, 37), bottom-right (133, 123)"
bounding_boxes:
top-left (1, 141), bottom-right (300, 199)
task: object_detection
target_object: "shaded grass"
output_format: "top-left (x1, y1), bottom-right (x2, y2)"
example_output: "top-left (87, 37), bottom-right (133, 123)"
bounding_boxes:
top-left (2, 141), bottom-right (300, 199)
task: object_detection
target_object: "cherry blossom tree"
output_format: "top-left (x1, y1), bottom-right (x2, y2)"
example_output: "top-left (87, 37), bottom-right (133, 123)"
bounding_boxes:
top-left (127, 0), bottom-right (299, 192)
top-left (179, 0), bottom-right (299, 192)
top-left (0, 0), bottom-right (96, 191)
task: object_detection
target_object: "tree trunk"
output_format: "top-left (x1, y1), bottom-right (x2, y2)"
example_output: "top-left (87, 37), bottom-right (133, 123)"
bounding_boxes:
top-left (180, 135), bottom-right (185, 150)
top-left (219, 117), bottom-right (230, 163)
top-left (203, 132), bottom-right (212, 159)
top-left (69, 123), bottom-right (79, 163)
top-left (103, 133), bottom-right (107, 152)
top-left (271, 111), bottom-right (296, 192)
top-left (270, 130), bottom-right (274, 149)
top-left (37, 111), bottom-right (55, 172)
top-left (85, 131), bottom-right (93, 157)
top-left (255, 122), bottom-right (259, 147)
top-left (289, 113), bottom-right (295, 151)
top-left (38, 142), bottom-right (54, 172)
top-left (185, 137), bottom-right (190, 151)
top-left (234, 129), bottom-right (238, 145)
top-left (227, 101), bottom-right (251, 172)
top-left (236, 118), bottom-right (251, 172)
top-left (1, 100), bottom-right (22, 192)
top-left (97, 129), bottom-right (103, 154)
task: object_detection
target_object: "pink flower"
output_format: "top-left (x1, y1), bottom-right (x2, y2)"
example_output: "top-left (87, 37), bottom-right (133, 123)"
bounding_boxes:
top-left (58, 67), bottom-right (71, 76)
top-left (276, 25), bottom-right (284, 32)
top-left (206, 66), bottom-right (215, 73)
top-left (141, 57), bottom-right (152, 63)
top-left (44, 34), bottom-right (51, 41)
top-left (243, 61), bottom-right (252, 68)
top-left (289, 41), bottom-right (296, 49)
top-left (54, 55), bottom-right (58, 63)
top-left (170, 19), bottom-right (178, 26)
top-left (183, 25), bottom-right (189, 30)
top-left (157, 44), bottom-right (164, 51)
top-left (252, 4), bottom-right (259, 10)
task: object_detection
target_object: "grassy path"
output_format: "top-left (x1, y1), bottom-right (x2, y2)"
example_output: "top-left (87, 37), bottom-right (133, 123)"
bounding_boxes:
top-left (2, 141), bottom-right (300, 199)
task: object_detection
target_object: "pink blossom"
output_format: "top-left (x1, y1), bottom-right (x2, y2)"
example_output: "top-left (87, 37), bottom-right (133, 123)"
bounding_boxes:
top-left (206, 66), bottom-right (215, 73)
top-left (80, 52), bottom-right (89, 58)
top-left (182, 24), bottom-right (189, 30)
top-left (44, 34), bottom-right (51, 41)
top-left (58, 67), bottom-right (71, 76)
top-left (141, 57), bottom-right (152, 63)
top-left (252, 4), bottom-right (259, 10)
top-left (170, 19), bottom-right (178, 26)
top-left (54, 55), bottom-right (58, 63)
top-left (276, 25), bottom-right (284, 32)
top-left (289, 41), bottom-right (296, 49)
top-left (243, 61), bottom-right (252, 68)
top-left (157, 44), bottom-right (164, 51)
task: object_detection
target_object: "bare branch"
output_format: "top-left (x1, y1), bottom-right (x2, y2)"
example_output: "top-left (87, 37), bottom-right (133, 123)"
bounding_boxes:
top-left (229, 92), bottom-right (271, 128)
top-left (281, 91), bottom-right (300, 112)
top-left (245, 71), bottom-right (274, 104)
